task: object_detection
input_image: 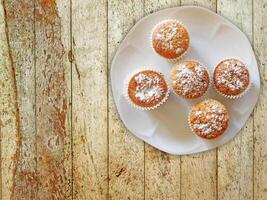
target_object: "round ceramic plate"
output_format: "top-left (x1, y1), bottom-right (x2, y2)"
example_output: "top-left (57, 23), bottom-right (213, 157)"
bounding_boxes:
top-left (110, 6), bottom-right (260, 155)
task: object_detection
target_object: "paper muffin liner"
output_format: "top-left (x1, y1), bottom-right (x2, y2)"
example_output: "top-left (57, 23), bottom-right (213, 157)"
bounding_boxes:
top-left (187, 99), bottom-right (229, 140)
top-left (188, 109), bottom-right (197, 136)
top-left (212, 57), bottom-right (252, 99)
top-left (123, 68), bottom-right (170, 111)
top-left (169, 60), bottom-right (211, 99)
top-left (150, 19), bottom-right (190, 62)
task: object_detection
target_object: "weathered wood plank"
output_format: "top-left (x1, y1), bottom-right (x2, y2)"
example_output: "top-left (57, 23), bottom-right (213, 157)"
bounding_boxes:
top-left (143, 1), bottom-right (181, 199)
top-left (144, 0), bottom-right (181, 14)
top-left (108, 1), bottom-right (145, 199)
top-left (217, 1), bottom-right (253, 199)
top-left (1, 0), bottom-right (37, 199)
top-left (217, 122), bottom-right (253, 200)
top-left (72, 0), bottom-right (108, 199)
top-left (0, 2), bottom-right (20, 199)
top-left (145, 145), bottom-right (181, 200)
top-left (253, 0), bottom-right (267, 199)
top-left (181, 0), bottom-right (216, 9)
top-left (181, 152), bottom-right (217, 200)
top-left (179, 1), bottom-right (217, 200)
top-left (35, 0), bottom-right (72, 199)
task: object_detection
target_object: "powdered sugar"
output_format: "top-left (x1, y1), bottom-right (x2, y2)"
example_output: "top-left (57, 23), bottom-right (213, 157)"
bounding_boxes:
top-left (154, 21), bottom-right (187, 52)
top-left (172, 62), bottom-right (208, 96)
top-left (215, 59), bottom-right (249, 92)
top-left (134, 73), bottom-right (164, 102)
top-left (175, 48), bottom-right (183, 54)
top-left (192, 102), bottom-right (227, 136)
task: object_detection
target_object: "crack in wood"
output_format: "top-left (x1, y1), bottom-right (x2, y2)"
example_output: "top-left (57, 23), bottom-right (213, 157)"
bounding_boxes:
top-left (68, 49), bottom-right (81, 81)
top-left (1, 0), bottom-right (23, 199)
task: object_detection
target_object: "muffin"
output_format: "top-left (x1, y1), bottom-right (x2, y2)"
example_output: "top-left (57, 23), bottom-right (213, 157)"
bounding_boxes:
top-left (213, 58), bottom-right (250, 98)
top-left (169, 60), bottom-right (210, 99)
top-left (188, 99), bottom-right (229, 139)
top-left (125, 70), bottom-right (169, 110)
top-left (151, 19), bottom-right (190, 61)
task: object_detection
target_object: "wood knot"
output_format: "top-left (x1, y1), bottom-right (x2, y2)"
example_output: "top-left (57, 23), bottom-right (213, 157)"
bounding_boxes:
top-left (46, 135), bottom-right (62, 152)
top-left (115, 167), bottom-right (126, 177)
top-left (68, 50), bottom-right (74, 63)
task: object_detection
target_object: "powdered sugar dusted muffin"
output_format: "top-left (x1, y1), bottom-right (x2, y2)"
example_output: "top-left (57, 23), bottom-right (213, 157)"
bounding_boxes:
top-left (151, 19), bottom-right (190, 61)
top-left (189, 99), bottom-right (229, 139)
top-left (125, 70), bottom-right (169, 110)
top-left (170, 60), bottom-right (210, 99)
top-left (213, 58), bottom-right (250, 98)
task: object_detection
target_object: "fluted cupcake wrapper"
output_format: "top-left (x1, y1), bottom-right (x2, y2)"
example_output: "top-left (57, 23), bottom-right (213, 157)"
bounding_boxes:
top-left (212, 57), bottom-right (252, 99)
top-left (150, 19), bottom-right (190, 62)
top-left (212, 81), bottom-right (251, 100)
top-left (123, 68), bottom-right (170, 111)
top-left (187, 108), bottom-right (196, 136)
top-left (169, 60), bottom-right (211, 99)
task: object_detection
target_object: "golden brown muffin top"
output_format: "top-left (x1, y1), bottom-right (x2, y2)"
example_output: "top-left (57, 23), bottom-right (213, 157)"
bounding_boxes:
top-left (189, 99), bottom-right (229, 139)
top-left (152, 19), bottom-right (189, 59)
top-left (128, 70), bottom-right (168, 108)
top-left (213, 58), bottom-right (250, 96)
top-left (170, 61), bottom-right (210, 99)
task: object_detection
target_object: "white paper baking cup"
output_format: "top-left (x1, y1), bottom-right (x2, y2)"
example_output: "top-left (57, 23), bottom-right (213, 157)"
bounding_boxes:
top-left (212, 58), bottom-right (251, 99)
top-left (123, 68), bottom-right (170, 110)
top-left (150, 19), bottom-right (190, 62)
top-left (169, 60), bottom-right (211, 99)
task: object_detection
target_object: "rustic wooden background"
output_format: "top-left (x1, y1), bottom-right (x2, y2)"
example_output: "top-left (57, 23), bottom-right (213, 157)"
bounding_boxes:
top-left (0, 0), bottom-right (266, 199)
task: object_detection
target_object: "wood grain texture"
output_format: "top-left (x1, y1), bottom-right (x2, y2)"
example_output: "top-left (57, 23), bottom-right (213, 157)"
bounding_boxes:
top-left (72, 0), bottom-right (108, 199)
top-left (253, 0), bottom-right (267, 199)
top-left (0, 2), bottom-right (21, 199)
top-left (181, 0), bottom-right (216, 9)
top-left (2, 0), bottom-right (37, 199)
top-left (217, 0), bottom-right (254, 199)
top-left (180, 1), bottom-right (217, 200)
top-left (35, 0), bottom-right (72, 199)
top-left (144, 0), bottom-right (181, 14)
top-left (145, 145), bottom-right (181, 200)
top-left (217, 121), bottom-right (253, 200)
top-left (108, 1), bottom-right (145, 199)
top-left (143, 1), bottom-right (181, 200)
top-left (181, 152), bottom-right (217, 200)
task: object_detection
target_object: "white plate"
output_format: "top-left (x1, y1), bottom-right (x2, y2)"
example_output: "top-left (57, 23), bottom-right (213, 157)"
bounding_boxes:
top-left (111, 6), bottom-right (260, 155)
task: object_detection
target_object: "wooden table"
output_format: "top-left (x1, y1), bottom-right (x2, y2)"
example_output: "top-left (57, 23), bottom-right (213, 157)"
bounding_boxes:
top-left (0, 0), bottom-right (266, 199)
